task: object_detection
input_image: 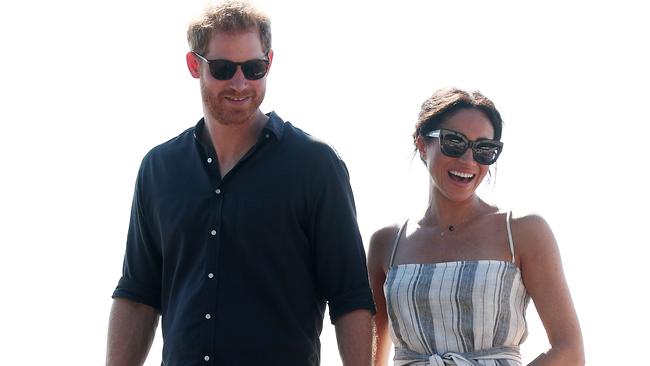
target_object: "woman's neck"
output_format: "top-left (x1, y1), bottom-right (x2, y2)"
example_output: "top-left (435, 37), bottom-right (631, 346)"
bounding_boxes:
top-left (420, 188), bottom-right (490, 229)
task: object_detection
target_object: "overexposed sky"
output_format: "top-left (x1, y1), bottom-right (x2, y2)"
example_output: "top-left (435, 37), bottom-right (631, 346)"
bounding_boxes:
top-left (1, 0), bottom-right (648, 364)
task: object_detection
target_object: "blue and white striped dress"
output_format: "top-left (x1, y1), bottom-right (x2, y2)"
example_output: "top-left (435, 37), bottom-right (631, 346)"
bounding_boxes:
top-left (384, 214), bottom-right (530, 366)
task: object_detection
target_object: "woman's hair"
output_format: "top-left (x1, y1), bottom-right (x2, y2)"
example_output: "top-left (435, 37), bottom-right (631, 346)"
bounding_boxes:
top-left (413, 87), bottom-right (503, 146)
top-left (187, 1), bottom-right (272, 55)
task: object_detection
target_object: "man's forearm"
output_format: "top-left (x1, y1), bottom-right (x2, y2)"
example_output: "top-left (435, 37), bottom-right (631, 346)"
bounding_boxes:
top-left (106, 298), bottom-right (160, 366)
top-left (334, 309), bottom-right (374, 366)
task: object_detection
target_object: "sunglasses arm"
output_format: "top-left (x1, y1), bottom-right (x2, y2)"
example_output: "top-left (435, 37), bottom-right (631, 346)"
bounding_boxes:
top-left (192, 52), bottom-right (209, 63)
top-left (425, 130), bottom-right (441, 139)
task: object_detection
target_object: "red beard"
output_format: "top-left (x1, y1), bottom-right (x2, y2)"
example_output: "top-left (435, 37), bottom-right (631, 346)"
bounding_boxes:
top-left (201, 79), bottom-right (265, 126)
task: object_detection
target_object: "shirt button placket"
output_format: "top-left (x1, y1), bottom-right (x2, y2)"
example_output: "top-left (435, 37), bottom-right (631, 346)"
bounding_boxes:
top-left (212, 187), bottom-right (221, 278)
top-left (208, 229), bottom-right (217, 279)
top-left (207, 185), bottom-right (221, 365)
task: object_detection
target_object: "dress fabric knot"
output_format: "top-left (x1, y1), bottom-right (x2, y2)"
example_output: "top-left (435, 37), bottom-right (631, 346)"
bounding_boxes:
top-left (395, 346), bottom-right (522, 366)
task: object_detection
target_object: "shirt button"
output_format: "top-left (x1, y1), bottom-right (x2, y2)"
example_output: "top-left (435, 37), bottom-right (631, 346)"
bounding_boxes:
top-left (208, 273), bottom-right (214, 279)
top-left (204, 355), bottom-right (210, 361)
top-left (205, 313), bottom-right (211, 319)
top-left (211, 230), bottom-right (216, 236)
top-left (265, 133), bottom-right (270, 138)
top-left (207, 157), bottom-right (213, 163)
top-left (215, 188), bottom-right (221, 194)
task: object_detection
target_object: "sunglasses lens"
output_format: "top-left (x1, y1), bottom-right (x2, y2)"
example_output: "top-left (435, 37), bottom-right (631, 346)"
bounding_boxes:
top-left (473, 142), bottom-right (502, 165)
top-left (208, 59), bottom-right (268, 80)
top-left (241, 60), bottom-right (269, 80)
top-left (435, 129), bottom-right (502, 165)
top-left (209, 60), bottom-right (237, 80)
top-left (440, 132), bottom-right (468, 158)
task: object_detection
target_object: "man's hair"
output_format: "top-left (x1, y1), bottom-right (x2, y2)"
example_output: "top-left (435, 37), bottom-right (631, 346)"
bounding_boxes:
top-left (187, 1), bottom-right (272, 55)
top-left (413, 87), bottom-right (503, 145)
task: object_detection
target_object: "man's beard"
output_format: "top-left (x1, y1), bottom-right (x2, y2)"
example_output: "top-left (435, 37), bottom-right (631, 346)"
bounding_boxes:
top-left (201, 80), bottom-right (265, 126)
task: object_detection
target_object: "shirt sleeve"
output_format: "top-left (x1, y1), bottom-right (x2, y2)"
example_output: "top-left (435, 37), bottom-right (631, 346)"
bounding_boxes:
top-left (112, 157), bottom-right (162, 310)
top-left (309, 147), bottom-right (376, 323)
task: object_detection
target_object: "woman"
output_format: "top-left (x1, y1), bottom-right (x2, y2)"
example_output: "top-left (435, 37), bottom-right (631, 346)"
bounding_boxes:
top-left (368, 88), bottom-right (584, 366)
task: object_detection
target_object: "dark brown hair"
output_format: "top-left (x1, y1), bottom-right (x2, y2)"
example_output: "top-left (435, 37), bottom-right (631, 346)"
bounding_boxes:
top-left (414, 87), bottom-right (503, 146)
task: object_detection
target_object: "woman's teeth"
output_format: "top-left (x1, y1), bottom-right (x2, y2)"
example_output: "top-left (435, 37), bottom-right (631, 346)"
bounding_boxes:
top-left (450, 170), bottom-right (474, 179)
top-left (449, 170), bottom-right (475, 182)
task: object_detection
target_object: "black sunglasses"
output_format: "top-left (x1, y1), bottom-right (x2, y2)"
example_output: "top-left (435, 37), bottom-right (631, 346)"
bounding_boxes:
top-left (193, 52), bottom-right (269, 80)
top-left (424, 128), bottom-right (503, 165)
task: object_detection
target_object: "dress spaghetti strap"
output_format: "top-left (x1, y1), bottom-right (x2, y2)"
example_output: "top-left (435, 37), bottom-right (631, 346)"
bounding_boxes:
top-left (505, 211), bottom-right (516, 263)
top-left (388, 220), bottom-right (409, 267)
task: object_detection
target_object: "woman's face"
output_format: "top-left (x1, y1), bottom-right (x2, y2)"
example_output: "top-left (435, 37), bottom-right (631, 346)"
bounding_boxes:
top-left (418, 108), bottom-right (496, 203)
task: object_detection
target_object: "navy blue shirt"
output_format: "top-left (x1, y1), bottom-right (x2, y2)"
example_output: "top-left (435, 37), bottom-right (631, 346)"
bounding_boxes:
top-left (113, 112), bottom-right (375, 366)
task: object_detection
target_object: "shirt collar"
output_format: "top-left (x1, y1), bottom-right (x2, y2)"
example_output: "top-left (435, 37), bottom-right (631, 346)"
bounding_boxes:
top-left (262, 111), bottom-right (285, 140)
top-left (193, 111), bottom-right (286, 145)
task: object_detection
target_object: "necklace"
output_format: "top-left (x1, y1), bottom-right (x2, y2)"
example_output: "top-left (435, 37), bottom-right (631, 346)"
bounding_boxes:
top-left (426, 205), bottom-right (491, 238)
top-left (439, 225), bottom-right (455, 237)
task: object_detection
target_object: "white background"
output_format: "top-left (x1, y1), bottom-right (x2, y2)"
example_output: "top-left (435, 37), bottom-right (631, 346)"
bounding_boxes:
top-left (1, 0), bottom-right (648, 364)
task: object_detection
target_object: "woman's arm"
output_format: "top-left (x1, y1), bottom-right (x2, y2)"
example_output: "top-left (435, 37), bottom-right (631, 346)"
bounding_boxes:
top-left (367, 226), bottom-right (399, 366)
top-left (514, 213), bottom-right (585, 366)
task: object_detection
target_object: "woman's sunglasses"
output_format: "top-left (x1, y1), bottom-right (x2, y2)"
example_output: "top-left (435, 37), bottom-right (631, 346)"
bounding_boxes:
top-left (424, 128), bottom-right (503, 165)
top-left (192, 52), bottom-right (270, 80)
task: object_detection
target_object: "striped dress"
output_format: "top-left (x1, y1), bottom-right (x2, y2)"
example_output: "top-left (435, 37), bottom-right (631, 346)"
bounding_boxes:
top-left (384, 213), bottom-right (530, 366)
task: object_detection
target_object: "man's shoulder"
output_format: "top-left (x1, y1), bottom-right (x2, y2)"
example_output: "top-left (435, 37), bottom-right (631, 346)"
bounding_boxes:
top-left (133, 124), bottom-right (199, 183)
top-left (143, 124), bottom-right (197, 162)
top-left (281, 121), bottom-right (343, 164)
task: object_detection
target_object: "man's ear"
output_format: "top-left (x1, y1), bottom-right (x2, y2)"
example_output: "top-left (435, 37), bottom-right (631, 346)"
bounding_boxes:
top-left (266, 49), bottom-right (274, 73)
top-left (186, 52), bottom-right (201, 79)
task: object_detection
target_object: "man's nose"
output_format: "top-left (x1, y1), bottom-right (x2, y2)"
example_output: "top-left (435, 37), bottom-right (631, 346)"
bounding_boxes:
top-left (229, 66), bottom-right (247, 91)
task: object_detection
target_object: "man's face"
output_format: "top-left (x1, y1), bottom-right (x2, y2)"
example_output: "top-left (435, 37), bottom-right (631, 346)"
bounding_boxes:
top-left (198, 31), bottom-right (271, 126)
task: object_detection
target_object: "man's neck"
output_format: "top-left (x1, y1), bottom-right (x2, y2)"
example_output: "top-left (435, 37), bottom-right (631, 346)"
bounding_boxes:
top-left (203, 110), bottom-right (269, 178)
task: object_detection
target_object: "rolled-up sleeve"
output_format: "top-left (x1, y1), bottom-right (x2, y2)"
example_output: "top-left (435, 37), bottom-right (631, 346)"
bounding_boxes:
top-left (310, 148), bottom-right (376, 323)
top-left (112, 158), bottom-right (162, 310)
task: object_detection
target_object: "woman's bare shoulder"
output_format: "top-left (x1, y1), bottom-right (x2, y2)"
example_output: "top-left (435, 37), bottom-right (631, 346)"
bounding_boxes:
top-left (509, 209), bottom-right (558, 257)
top-left (369, 223), bottom-right (402, 253)
top-left (510, 209), bottom-right (553, 235)
top-left (368, 223), bottom-right (402, 272)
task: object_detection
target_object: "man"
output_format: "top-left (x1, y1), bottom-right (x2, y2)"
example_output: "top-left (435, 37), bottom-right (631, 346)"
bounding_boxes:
top-left (106, 1), bottom-right (375, 365)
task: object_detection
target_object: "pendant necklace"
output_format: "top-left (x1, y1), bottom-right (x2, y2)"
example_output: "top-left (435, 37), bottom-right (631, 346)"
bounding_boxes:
top-left (439, 225), bottom-right (455, 237)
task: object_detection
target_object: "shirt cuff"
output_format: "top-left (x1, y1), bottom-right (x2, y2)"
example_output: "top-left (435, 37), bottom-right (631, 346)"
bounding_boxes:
top-left (328, 287), bottom-right (376, 324)
top-left (112, 276), bottom-right (162, 311)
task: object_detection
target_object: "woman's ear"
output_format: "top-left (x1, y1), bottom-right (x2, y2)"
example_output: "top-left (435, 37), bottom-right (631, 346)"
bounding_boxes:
top-left (415, 136), bottom-right (428, 161)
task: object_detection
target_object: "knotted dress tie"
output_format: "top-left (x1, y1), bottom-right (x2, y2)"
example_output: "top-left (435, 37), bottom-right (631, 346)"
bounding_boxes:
top-left (395, 346), bottom-right (522, 366)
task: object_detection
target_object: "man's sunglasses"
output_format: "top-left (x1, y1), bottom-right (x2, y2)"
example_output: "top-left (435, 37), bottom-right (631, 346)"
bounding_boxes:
top-left (424, 128), bottom-right (503, 165)
top-left (193, 52), bottom-right (269, 80)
